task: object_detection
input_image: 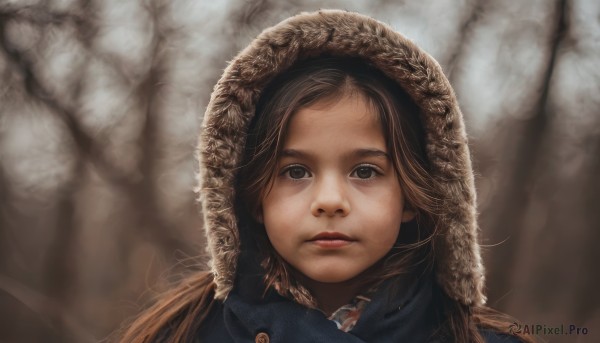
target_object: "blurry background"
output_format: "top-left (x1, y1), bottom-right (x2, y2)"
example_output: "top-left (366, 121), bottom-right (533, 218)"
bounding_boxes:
top-left (0, 0), bottom-right (598, 342)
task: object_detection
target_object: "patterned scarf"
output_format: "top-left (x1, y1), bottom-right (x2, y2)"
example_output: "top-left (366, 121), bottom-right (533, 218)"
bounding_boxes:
top-left (328, 295), bottom-right (372, 332)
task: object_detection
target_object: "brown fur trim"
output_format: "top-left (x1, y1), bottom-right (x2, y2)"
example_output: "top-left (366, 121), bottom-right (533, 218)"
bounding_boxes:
top-left (197, 9), bottom-right (486, 306)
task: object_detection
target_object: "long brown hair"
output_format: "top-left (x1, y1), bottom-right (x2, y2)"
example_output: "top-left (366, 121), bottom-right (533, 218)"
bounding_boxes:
top-left (115, 271), bottom-right (214, 343)
top-left (117, 56), bottom-right (536, 343)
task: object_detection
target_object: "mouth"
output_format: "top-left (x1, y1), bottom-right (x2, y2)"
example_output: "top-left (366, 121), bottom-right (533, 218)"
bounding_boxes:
top-left (308, 232), bottom-right (356, 248)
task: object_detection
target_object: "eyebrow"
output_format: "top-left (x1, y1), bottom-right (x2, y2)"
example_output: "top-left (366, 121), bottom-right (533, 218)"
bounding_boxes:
top-left (280, 148), bottom-right (390, 160)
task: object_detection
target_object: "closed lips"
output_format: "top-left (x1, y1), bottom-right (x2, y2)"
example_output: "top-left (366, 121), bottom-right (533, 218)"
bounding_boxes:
top-left (309, 232), bottom-right (355, 241)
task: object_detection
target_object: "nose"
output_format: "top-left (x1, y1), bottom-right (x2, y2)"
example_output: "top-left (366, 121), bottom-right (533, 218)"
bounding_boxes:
top-left (310, 174), bottom-right (351, 217)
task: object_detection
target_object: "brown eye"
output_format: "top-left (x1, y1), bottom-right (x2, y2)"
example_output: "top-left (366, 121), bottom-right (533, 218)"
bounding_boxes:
top-left (287, 166), bottom-right (308, 179)
top-left (353, 166), bottom-right (376, 179)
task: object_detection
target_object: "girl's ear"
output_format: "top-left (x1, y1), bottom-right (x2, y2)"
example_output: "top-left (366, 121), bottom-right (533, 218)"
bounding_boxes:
top-left (401, 207), bottom-right (416, 223)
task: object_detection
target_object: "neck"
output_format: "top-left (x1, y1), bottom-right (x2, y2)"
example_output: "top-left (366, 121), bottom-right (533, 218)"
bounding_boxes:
top-left (299, 276), bottom-right (366, 316)
top-left (292, 262), bottom-right (385, 316)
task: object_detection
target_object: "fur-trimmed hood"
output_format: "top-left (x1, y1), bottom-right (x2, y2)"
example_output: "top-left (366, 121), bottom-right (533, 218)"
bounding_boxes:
top-left (197, 9), bottom-right (486, 307)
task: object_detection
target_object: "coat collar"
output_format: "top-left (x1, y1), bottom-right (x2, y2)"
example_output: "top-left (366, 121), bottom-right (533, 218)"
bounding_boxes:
top-left (223, 261), bottom-right (441, 342)
top-left (350, 273), bottom-right (440, 342)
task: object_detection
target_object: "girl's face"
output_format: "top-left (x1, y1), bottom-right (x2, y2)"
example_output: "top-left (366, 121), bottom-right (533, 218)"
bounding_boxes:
top-left (261, 93), bottom-right (415, 284)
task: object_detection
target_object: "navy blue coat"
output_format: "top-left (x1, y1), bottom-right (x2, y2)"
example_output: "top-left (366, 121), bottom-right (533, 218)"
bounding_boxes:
top-left (190, 255), bottom-right (521, 342)
top-left (193, 281), bottom-right (521, 342)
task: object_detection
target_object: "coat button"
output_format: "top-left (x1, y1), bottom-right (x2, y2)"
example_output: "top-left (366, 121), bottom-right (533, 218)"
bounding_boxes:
top-left (255, 332), bottom-right (270, 343)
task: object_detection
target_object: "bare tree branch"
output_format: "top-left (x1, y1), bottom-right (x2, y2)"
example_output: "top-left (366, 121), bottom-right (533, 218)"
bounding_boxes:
top-left (446, 0), bottom-right (483, 82)
top-left (0, 14), bottom-right (139, 187)
top-left (126, 0), bottom-right (189, 254)
top-left (485, 0), bottom-right (569, 304)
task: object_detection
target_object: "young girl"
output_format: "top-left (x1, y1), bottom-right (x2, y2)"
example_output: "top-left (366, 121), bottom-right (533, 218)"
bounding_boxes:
top-left (118, 10), bottom-right (534, 343)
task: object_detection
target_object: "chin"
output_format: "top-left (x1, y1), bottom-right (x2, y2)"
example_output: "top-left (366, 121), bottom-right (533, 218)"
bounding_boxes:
top-left (304, 270), bottom-right (360, 284)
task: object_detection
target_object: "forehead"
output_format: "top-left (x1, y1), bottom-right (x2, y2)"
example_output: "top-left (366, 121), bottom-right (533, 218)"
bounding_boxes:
top-left (283, 93), bottom-right (385, 150)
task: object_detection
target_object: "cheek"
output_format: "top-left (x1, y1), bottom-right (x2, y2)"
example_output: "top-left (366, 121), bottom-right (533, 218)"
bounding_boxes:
top-left (369, 215), bottom-right (402, 244)
top-left (360, 185), bottom-right (404, 219)
top-left (262, 210), bottom-right (298, 259)
top-left (262, 181), bottom-right (307, 217)
top-left (262, 190), bottom-right (300, 237)
top-left (358, 187), bottom-right (404, 242)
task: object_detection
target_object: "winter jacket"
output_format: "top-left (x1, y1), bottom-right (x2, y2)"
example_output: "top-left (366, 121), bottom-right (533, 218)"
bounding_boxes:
top-left (193, 283), bottom-right (521, 342)
top-left (194, 9), bottom-right (521, 342)
top-left (190, 251), bottom-right (520, 342)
